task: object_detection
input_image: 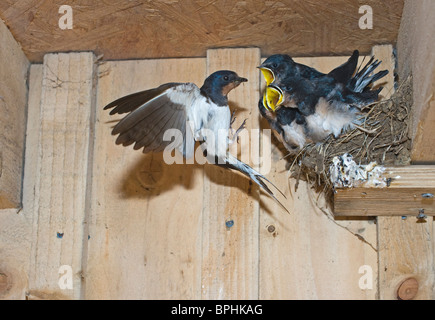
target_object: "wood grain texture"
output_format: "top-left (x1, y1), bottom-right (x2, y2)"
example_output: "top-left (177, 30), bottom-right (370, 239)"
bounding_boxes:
top-left (0, 19), bottom-right (31, 299)
top-left (397, 0), bottom-right (435, 163)
top-left (200, 48), bottom-right (262, 299)
top-left (13, 46), bottom-right (433, 299)
top-left (84, 58), bottom-right (206, 299)
top-left (259, 55), bottom-right (378, 299)
top-left (334, 166), bottom-right (435, 216)
top-left (0, 0), bottom-right (403, 63)
top-left (372, 44), bottom-right (435, 300)
top-left (377, 218), bottom-right (434, 299)
top-left (27, 52), bottom-right (96, 299)
top-left (0, 18), bottom-right (29, 208)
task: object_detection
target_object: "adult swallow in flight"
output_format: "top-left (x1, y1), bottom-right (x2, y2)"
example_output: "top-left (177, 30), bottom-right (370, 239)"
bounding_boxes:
top-left (258, 50), bottom-right (389, 154)
top-left (104, 70), bottom-right (288, 211)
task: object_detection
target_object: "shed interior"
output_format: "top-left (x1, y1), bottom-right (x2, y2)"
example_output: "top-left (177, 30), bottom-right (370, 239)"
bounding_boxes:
top-left (0, 0), bottom-right (434, 300)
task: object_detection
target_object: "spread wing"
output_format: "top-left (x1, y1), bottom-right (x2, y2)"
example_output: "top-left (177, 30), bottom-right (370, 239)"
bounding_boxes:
top-left (104, 82), bottom-right (201, 157)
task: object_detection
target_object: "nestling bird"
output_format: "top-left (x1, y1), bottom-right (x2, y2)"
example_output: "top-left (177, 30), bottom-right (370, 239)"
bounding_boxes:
top-left (104, 70), bottom-right (288, 211)
top-left (258, 50), bottom-right (389, 154)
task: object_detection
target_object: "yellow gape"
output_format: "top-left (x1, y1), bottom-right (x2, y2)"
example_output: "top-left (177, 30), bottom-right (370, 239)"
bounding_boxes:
top-left (259, 67), bottom-right (275, 86)
top-left (263, 86), bottom-right (283, 111)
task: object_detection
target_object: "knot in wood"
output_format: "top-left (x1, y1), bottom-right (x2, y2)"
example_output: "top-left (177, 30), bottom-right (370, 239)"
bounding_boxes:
top-left (397, 277), bottom-right (418, 300)
top-left (0, 271), bottom-right (12, 296)
top-left (136, 156), bottom-right (165, 189)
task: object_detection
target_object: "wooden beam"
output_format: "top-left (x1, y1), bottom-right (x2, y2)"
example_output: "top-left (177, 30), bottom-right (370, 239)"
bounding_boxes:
top-left (27, 52), bottom-right (96, 299)
top-left (397, 0), bottom-right (435, 162)
top-left (371, 43), bottom-right (434, 300)
top-left (334, 166), bottom-right (435, 216)
top-left (0, 18), bottom-right (29, 208)
top-left (0, 65), bottom-right (44, 300)
top-left (0, 17), bottom-right (31, 299)
top-left (0, 1), bottom-right (403, 63)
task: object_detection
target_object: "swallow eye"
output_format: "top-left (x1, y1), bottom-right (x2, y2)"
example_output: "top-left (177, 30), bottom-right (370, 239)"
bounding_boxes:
top-left (223, 76), bottom-right (229, 81)
top-left (272, 63), bottom-right (278, 68)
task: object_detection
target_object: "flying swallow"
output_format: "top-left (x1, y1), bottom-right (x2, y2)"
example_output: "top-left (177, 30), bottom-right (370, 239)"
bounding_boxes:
top-left (104, 70), bottom-right (288, 211)
top-left (258, 50), bottom-right (389, 154)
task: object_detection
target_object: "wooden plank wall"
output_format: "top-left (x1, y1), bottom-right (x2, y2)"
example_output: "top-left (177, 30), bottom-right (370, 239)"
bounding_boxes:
top-left (0, 18), bottom-right (29, 208)
top-left (86, 57), bottom-right (206, 299)
top-left (2, 45), bottom-right (432, 300)
top-left (397, 0), bottom-right (435, 163)
top-left (4, 49), bottom-right (378, 300)
top-left (389, 0), bottom-right (435, 299)
top-left (202, 48), bottom-right (261, 299)
top-left (27, 53), bottom-right (96, 299)
top-left (259, 55), bottom-right (378, 299)
top-left (0, 18), bottom-right (30, 299)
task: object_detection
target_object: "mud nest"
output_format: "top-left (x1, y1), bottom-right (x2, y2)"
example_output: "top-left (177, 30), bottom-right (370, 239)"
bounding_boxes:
top-left (286, 76), bottom-right (413, 201)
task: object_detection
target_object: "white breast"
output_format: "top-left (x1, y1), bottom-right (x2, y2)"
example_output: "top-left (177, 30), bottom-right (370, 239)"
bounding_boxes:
top-left (183, 89), bottom-right (230, 157)
top-left (281, 122), bottom-right (307, 152)
top-left (305, 98), bottom-right (358, 141)
top-left (203, 102), bottom-right (231, 157)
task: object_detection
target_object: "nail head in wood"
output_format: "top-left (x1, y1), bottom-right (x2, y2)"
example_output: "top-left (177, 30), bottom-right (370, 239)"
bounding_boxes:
top-left (267, 225), bottom-right (275, 233)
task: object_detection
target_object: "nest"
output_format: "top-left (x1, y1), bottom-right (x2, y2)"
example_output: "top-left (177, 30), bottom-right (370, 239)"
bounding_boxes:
top-left (286, 76), bottom-right (413, 203)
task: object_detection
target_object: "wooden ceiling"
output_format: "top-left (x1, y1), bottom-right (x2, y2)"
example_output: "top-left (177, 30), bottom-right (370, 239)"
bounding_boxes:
top-left (0, 0), bottom-right (404, 63)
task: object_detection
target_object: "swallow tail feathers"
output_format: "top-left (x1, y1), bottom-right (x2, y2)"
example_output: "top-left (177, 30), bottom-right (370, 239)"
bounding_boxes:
top-left (218, 153), bottom-right (289, 213)
top-left (349, 56), bottom-right (389, 94)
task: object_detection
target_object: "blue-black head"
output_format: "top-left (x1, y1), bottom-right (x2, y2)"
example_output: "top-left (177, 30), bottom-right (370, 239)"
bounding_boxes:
top-left (201, 70), bottom-right (247, 106)
top-left (258, 54), bottom-right (295, 85)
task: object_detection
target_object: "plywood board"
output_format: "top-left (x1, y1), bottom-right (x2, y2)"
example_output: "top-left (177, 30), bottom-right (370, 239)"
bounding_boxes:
top-left (0, 1), bottom-right (403, 63)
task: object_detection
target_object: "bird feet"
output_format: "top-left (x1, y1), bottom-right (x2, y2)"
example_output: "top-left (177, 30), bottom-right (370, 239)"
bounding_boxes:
top-left (229, 118), bottom-right (247, 145)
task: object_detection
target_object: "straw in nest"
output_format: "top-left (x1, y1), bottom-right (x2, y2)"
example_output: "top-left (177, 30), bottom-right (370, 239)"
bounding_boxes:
top-left (285, 76), bottom-right (413, 202)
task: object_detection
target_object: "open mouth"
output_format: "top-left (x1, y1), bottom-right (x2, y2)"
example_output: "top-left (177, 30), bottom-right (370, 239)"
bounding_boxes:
top-left (263, 85), bottom-right (283, 111)
top-left (259, 67), bottom-right (275, 86)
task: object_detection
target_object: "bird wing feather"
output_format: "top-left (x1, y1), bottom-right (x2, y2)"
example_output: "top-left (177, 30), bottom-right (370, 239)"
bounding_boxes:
top-left (104, 82), bottom-right (201, 157)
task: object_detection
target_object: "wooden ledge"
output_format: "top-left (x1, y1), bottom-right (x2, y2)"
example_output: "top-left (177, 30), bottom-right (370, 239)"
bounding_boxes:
top-left (334, 165), bottom-right (435, 216)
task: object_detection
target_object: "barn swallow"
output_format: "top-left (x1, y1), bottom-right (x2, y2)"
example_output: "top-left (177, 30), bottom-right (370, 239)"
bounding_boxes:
top-left (258, 53), bottom-right (325, 86)
top-left (258, 50), bottom-right (389, 154)
top-left (104, 70), bottom-right (288, 211)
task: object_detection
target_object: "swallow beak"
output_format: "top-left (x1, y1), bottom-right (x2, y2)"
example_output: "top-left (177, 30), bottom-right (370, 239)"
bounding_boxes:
top-left (234, 77), bottom-right (248, 86)
top-left (263, 85), bottom-right (283, 112)
top-left (222, 76), bottom-right (248, 96)
top-left (258, 67), bottom-right (275, 86)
